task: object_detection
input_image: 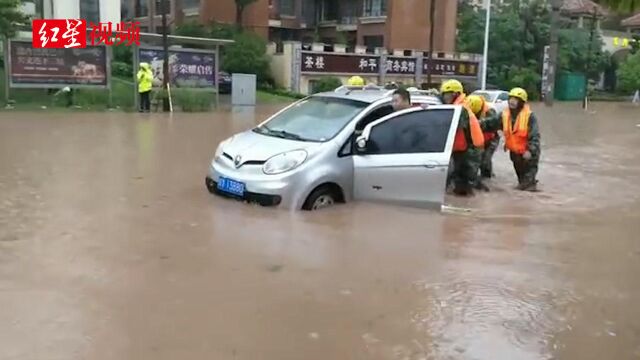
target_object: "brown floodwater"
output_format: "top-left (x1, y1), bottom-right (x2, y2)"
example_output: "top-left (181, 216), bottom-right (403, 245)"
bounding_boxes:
top-left (1, 103), bottom-right (639, 360)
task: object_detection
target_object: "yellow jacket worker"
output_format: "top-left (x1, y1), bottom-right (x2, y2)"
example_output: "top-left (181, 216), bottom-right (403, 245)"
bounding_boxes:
top-left (137, 62), bottom-right (153, 113)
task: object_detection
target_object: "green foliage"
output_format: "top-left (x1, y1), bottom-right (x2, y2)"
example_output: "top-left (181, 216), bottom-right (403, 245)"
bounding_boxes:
top-left (112, 61), bottom-right (133, 78)
top-left (222, 32), bottom-right (271, 82)
top-left (617, 51), bottom-right (640, 93)
top-left (457, 0), bottom-right (609, 99)
top-left (174, 21), bottom-right (208, 38)
top-left (173, 89), bottom-right (212, 112)
top-left (112, 44), bottom-right (133, 64)
top-left (558, 29), bottom-right (610, 80)
top-left (209, 21), bottom-right (239, 39)
top-left (335, 32), bottom-right (347, 45)
top-left (0, 0), bottom-right (31, 38)
top-left (311, 77), bottom-right (342, 94)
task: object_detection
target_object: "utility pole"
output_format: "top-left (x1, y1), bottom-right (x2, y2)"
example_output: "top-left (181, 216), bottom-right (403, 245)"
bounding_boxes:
top-left (426, 0), bottom-right (436, 86)
top-left (481, 0), bottom-right (491, 90)
top-left (545, 0), bottom-right (561, 107)
top-left (583, 8), bottom-right (598, 110)
top-left (161, 0), bottom-right (170, 111)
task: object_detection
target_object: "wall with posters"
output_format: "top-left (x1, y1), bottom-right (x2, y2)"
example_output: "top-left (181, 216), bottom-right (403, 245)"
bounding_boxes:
top-left (7, 39), bottom-right (109, 88)
top-left (268, 42), bottom-right (482, 95)
top-left (137, 47), bottom-right (217, 88)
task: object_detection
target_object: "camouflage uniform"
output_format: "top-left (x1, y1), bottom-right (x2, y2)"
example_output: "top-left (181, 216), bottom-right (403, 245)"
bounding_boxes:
top-left (484, 107), bottom-right (541, 190)
top-left (451, 108), bottom-right (482, 196)
top-left (479, 108), bottom-right (500, 178)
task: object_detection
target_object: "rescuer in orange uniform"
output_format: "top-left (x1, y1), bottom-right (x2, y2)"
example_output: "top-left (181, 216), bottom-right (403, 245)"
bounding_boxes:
top-left (465, 94), bottom-right (499, 191)
top-left (484, 87), bottom-right (541, 191)
top-left (440, 79), bottom-right (485, 196)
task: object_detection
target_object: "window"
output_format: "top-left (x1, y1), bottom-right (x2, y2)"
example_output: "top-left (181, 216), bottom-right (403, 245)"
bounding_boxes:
top-left (279, 0), bottom-right (295, 16)
top-left (365, 109), bottom-right (454, 154)
top-left (135, 0), bottom-right (148, 17)
top-left (80, 0), bottom-right (100, 24)
top-left (363, 0), bottom-right (387, 17)
top-left (183, 0), bottom-right (199, 10)
top-left (498, 92), bottom-right (509, 101)
top-left (254, 97), bottom-right (368, 142)
top-left (340, 104), bottom-right (394, 157)
top-left (319, 0), bottom-right (338, 21)
top-left (363, 35), bottom-right (383, 51)
top-left (155, 0), bottom-right (169, 15)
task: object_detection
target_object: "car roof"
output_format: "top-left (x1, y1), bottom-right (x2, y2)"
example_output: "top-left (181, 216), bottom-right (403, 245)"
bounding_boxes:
top-left (474, 89), bottom-right (506, 94)
top-left (313, 85), bottom-right (441, 104)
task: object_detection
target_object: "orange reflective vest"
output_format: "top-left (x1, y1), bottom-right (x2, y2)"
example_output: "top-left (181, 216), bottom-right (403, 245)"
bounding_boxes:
top-left (479, 103), bottom-right (497, 142)
top-left (453, 94), bottom-right (485, 152)
top-left (502, 105), bottom-right (531, 154)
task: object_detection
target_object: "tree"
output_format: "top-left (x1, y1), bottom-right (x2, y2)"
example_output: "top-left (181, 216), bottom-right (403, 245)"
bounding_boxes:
top-left (558, 28), bottom-right (610, 80)
top-left (617, 51), bottom-right (640, 93)
top-left (0, 0), bottom-right (30, 39)
top-left (223, 32), bottom-right (271, 83)
top-left (235, 0), bottom-right (258, 28)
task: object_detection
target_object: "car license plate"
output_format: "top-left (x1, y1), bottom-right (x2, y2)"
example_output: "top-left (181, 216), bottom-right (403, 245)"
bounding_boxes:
top-left (217, 177), bottom-right (245, 196)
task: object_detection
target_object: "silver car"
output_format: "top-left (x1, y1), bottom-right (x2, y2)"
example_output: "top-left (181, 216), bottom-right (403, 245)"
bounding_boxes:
top-left (472, 89), bottom-right (510, 114)
top-left (206, 86), bottom-right (463, 210)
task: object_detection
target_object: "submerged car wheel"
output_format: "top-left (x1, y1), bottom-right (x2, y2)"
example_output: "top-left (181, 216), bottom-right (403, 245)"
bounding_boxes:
top-left (302, 185), bottom-right (340, 211)
top-left (205, 177), bottom-right (216, 194)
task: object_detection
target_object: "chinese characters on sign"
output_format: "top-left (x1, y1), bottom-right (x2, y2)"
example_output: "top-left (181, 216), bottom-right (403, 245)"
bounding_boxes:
top-left (301, 52), bottom-right (379, 74)
top-left (138, 48), bottom-right (216, 88)
top-left (385, 57), bottom-right (417, 75)
top-left (10, 40), bottom-right (108, 87)
top-left (32, 19), bottom-right (141, 49)
top-left (299, 52), bottom-right (479, 78)
top-left (423, 59), bottom-right (479, 77)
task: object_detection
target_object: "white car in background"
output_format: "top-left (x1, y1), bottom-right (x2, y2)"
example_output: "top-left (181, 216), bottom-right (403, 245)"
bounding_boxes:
top-left (472, 89), bottom-right (510, 114)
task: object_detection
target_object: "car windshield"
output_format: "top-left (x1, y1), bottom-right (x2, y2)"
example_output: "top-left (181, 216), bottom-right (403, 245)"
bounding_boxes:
top-left (473, 91), bottom-right (497, 102)
top-left (254, 96), bottom-right (368, 142)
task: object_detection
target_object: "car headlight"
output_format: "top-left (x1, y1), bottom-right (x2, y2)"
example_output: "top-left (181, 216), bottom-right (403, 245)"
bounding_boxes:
top-left (263, 150), bottom-right (308, 175)
top-left (214, 137), bottom-right (233, 161)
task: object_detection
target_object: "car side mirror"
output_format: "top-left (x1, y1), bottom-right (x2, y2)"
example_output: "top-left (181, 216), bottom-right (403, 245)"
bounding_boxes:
top-left (355, 135), bottom-right (368, 153)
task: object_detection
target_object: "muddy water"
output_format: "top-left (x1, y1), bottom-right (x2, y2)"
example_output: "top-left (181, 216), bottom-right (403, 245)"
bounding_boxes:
top-left (1, 103), bottom-right (639, 360)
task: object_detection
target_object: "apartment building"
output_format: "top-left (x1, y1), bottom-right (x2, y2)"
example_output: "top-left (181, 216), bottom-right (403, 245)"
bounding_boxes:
top-left (125, 0), bottom-right (458, 52)
top-left (26, 0), bottom-right (121, 24)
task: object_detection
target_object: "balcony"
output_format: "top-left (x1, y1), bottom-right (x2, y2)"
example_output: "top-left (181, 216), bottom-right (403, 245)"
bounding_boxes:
top-left (337, 16), bottom-right (358, 31)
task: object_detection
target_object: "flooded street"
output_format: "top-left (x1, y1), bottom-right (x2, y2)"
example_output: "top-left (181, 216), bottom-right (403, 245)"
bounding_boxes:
top-left (1, 103), bottom-right (639, 360)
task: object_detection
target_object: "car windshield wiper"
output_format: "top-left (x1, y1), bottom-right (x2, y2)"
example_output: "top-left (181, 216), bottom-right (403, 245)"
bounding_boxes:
top-left (256, 126), bottom-right (311, 142)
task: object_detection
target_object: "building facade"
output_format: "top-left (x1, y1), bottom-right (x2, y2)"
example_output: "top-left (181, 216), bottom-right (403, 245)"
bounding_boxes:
top-left (124, 0), bottom-right (458, 52)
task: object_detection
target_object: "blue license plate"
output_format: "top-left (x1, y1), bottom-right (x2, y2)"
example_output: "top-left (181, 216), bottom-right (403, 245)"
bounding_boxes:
top-left (217, 177), bottom-right (245, 196)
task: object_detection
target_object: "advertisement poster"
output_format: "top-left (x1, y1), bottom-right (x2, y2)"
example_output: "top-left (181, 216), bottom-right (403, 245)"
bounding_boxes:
top-left (9, 40), bottom-right (108, 87)
top-left (138, 48), bottom-right (216, 88)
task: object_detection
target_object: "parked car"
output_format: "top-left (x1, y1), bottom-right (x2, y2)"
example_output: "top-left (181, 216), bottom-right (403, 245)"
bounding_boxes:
top-left (218, 71), bottom-right (231, 94)
top-left (205, 85), bottom-right (464, 211)
top-left (471, 89), bottom-right (510, 114)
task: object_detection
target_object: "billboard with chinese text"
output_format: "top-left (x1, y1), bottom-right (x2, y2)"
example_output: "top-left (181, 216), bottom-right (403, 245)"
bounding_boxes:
top-left (138, 47), bottom-right (216, 88)
top-left (300, 52), bottom-right (380, 74)
top-left (385, 57), bottom-right (418, 75)
top-left (8, 40), bottom-right (108, 88)
top-left (422, 59), bottom-right (479, 77)
top-left (299, 51), bottom-right (480, 78)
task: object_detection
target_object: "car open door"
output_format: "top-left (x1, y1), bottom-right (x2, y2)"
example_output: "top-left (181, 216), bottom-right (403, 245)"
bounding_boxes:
top-left (352, 105), bottom-right (461, 208)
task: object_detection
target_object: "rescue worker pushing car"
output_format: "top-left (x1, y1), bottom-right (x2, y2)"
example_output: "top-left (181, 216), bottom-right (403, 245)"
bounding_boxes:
top-left (483, 87), bottom-right (541, 191)
top-left (465, 94), bottom-right (500, 188)
top-left (440, 80), bottom-right (485, 196)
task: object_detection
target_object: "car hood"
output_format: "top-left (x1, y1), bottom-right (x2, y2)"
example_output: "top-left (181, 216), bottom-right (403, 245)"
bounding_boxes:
top-left (221, 130), bottom-right (322, 163)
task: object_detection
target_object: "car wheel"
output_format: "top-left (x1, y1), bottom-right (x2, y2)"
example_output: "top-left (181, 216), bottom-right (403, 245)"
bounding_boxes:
top-left (205, 177), bottom-right (216, 194)
top-left (302, 186), bottom-right (338, 211)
